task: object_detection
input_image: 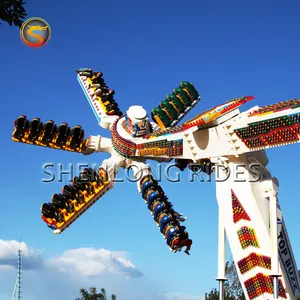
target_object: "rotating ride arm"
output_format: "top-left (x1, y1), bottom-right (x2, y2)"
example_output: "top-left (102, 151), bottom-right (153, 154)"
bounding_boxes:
top-left (135, 96), bottom-right (254, 162)
top-left (76, 68), bottom-right (122, 130)
top-left (128, 161), bottom-right (192, 254)
top-left (186, 97), bottom-right (300, 159)
top-left (12, 116), bottom-right (112, 155)
top-left (12, 116), bottom-right (88, 153)
top-left (136, 97), bottom-right (300, 163)
top-left (41, 155), bottom-right (125, 234)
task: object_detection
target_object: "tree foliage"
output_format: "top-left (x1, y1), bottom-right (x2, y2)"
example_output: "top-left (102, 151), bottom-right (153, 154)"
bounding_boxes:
top-left (0, 0), bottom-right (27, 27)
top-left (205, 287), bottom-right (236, 300)
top-left (75, 287), bottom-right (116, 300)
top-left (224, 259), bottom-right (246, 300)
top-left (205, 258), bottom-right (245, 300)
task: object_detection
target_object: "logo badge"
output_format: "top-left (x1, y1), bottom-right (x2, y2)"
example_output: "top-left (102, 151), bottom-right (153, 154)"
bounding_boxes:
top-left (20, 17), bottom-right (51, 48)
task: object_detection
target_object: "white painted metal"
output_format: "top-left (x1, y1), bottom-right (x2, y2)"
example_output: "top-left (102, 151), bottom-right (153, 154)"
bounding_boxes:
top-left (77, 70), bottom-right (300, 299)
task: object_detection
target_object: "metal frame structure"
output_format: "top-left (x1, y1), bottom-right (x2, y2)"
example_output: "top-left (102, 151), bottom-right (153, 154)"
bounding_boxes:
top-left (12, 68), bottom-right (300, 300)
top-left (12, 242), bottom-right (22, 300)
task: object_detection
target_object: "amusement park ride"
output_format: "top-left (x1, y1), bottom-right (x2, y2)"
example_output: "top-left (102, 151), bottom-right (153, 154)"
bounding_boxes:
top-left (12, 68), bottom-right (300, 300)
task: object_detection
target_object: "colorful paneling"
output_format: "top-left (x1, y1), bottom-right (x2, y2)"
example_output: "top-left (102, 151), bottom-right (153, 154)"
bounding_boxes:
top-left (234, 113), bottom-right (300, 148)
top-left (137, 139), bottom-right (183, 157)
top-left (249, 99), bottom-right (300, 117)
top-left (231, 190), bottom-right (251, 223)
top-left (237, 227), bottom-right (260, 249)
top-left (146, 124), bottom-right (186, 139)
top-left (182, 96), bottom-right (254, 128)
top-left (111, 117), bottom-right (183, 158)
top-left (111, 117), bottom-right (137, 158)
top-left (238, 253), bottom-right (271, 274)
top-left (244, 273), bottom-right (287, 299)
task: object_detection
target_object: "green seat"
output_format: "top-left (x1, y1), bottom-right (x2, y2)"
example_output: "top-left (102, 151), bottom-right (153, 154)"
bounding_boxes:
top-left (166, 94), bottom-right (185, 113)
top-left (159, 101), bottom-right (178, 120)
top-left (152, 107), bottom-right (171, 127)
top-left (173, 87), bottom-right (192, 106)
top-left (180, 81), bottom-right (199, 99)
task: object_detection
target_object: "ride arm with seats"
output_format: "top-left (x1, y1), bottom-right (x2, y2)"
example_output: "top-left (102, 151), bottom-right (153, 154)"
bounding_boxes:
top-left (151, 81), bottom-right (200, 130)
top-left (12, 115), bottom-right (89, 153)
top-left (41, 155), bottom-right (125, 234)
top-left (76, 68), bottom-right (123, 130)
top-left (128, 161), bottom-right (192, 254)
top-left (12, 115), bottom-right (113, 156)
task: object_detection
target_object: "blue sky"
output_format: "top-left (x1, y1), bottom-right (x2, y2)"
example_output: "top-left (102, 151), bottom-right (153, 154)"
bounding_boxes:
top-left (1, 1), bottom-right (300, 299)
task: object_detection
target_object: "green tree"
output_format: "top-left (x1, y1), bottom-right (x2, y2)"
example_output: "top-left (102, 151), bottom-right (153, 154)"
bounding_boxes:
top-left (225, 259), bottom-right (245, 300)
top-left (205, 258), bottom-right (245, 300)
top-left (75, 286), bottom-right (116, 300)
top-left (205, 287), bottom-right (236, 300)
top-left (0, 0), bottom-right (27, 27)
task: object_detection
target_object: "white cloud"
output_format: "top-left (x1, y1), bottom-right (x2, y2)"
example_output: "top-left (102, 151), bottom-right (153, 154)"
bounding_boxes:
top-left (0, 240), bottom-right (43, 270)
top-left (47, 247), bottom-right (143, 278)
top-left (0, 240), bottom-right (201, 300)
top-left (0, 240), bottom-right (142, 280)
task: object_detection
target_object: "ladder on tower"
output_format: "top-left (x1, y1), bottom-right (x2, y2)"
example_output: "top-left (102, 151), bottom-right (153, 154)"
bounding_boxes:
top-left (12, 241), bottom-right (22, 300)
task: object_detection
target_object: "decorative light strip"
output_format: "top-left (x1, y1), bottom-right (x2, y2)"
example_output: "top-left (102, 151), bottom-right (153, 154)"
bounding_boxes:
top-left (244, 273), bottom-right (287, 299)
top-left (238, 253), bottom-right (271, 274)
top-left (234, 114), bottom-right (300, 148)
top-left (111, 117), bottom-right (137, 158)
top-left (137, 139), bottom-right (183, 157)
top-left (249, 99), bottom-right (300, 117)
top-left (231, 189), bottom-right (251, 223)
top-left (237, 226), bottom-right (260, 249)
